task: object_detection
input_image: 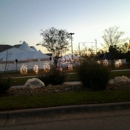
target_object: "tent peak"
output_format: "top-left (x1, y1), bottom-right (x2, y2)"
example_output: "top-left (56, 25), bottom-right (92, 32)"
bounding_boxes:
top-left (19, 41), bottom-right (34, 51)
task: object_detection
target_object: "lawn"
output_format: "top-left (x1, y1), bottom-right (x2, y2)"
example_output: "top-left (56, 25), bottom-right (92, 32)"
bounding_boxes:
top-left (8, 69), bottom-right (130, 86)
top-left (0, 90), bottom-right (130, 111)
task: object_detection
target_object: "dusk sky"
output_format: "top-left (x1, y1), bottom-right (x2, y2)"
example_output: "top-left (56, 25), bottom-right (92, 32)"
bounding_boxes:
top-left (0, 0), bottom-right (130, 53)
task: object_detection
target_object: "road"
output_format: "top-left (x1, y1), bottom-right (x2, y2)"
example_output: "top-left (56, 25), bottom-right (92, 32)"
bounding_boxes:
top-left (1, 109), bottom-right (130, 130)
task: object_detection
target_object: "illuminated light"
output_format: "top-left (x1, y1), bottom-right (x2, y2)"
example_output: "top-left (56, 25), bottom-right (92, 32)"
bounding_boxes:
top-left (43, 61), bottom-right (50, 72)
top-left (103, 59), bottom-right (109, 66)
top-left (59, 67), bottom-right (63, 71)
top-left (97, 60), bottom-right (101, 64)
top-left (115, 59), bottom-right (122, 68)
top-left (75, 57), bottom-right (79, 62)
top-left (60, 57), bottom-right (66, 64)
top-left (118, 59), bottom-right (122, 66)
top-left (71, 59), bottom-right (75, 63)
top-left (60, 54), bottom-right (80, 64)
top-left (33, 65), bottom-right (39, 74)
top-left (115, 61), bottom-right (120, 68)
top-left (127, 43), bottom-right (130, 47)
top-left (68, 64), bottom-right (73, 71)
top-left (20, 64), bottom-right (28, 74)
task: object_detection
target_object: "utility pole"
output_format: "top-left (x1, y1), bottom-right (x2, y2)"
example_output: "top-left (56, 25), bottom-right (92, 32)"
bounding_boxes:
top-left (78, 40), bottom-right (97, 55)
top-left (68, 33), bottom-right (74, 59)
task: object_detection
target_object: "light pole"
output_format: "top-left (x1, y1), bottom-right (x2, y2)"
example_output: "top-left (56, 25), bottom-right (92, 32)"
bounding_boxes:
top-left (68, 33), bottom-right (74, 59)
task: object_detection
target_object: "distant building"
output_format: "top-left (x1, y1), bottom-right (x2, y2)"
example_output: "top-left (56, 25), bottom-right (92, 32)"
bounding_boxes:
top-left (0, 45), bottom-right (12, 52)
top-left (13, 44), bottom-right (21, 48)
top-left (0, 44), bottom-right (24, 52)
top-left (45, 53), bottom-right (52, 57)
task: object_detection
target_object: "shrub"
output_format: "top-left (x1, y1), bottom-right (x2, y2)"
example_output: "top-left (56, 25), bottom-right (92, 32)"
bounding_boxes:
top-left (38, 67), bottom-right (67, 86)
top-left (38, 74), bottom-right (51, 86)
top-left (50, 68), bottom-right (67, 85)
top-left (0, 76), bottom-right (11, 95)
top-left (76, 59), bottom-right (111, 91)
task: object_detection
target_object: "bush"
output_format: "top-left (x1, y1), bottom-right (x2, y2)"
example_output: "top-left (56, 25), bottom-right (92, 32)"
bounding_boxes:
top-left (76, 59), bottom-right (111, 91)
top-left (49, 68), bottom-right (67, 85)
top-left (0, 76), bottom-right (11, 95)
top-left (38, 67), bottom-right (67, 86)
top-left (38, 74), bottom-right (51, 86)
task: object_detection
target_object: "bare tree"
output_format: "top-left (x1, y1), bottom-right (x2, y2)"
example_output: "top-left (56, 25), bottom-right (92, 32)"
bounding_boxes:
top-left (102, 26), bottom-right (128, 50)
top-left (40, 27), bottom-right (71, 57)
top-left (102, 26), bottom-right (128, 65)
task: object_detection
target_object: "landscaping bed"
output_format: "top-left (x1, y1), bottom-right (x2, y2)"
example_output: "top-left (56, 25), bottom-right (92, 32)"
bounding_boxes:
top-left (5, 84), bottom-right (82, 96)
top-left (4, 82), bottom-right (130, 96)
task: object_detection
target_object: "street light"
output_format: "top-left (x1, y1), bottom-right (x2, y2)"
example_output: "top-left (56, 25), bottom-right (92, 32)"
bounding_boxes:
top-left (68, 33), bottom-right (74, 59)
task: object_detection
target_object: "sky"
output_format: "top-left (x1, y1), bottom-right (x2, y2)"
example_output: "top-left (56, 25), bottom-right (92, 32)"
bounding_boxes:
top-left (0, 0), bottom-right (130, 53)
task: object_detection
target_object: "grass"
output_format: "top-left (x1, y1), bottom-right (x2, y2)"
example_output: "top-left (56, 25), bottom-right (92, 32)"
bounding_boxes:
top-left (10, 77), bottom-right (30, 86)
top-left (0, 90), bottom-right (130, 111)
top-left (66, 70), bottom-right (130, 81)
top-left (110, 71), bottom-right (130, 79)
top-left (7, 69), bottom-right (130, 86)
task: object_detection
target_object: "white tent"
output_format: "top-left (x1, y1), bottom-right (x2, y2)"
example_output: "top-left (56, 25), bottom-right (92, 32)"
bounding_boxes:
top-left (57, 54), bottom-right (80, 68)
top-left (0, 47), bottom-right (25, 61)
top-left (30, 46), bottom-right (38, 51)
top-left (19, 41), bottom-right (34, 51)
top-left (0, 42), bottom-right (53, 72)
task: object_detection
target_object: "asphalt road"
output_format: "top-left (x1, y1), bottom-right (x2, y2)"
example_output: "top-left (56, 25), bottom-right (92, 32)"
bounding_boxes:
top-left (1, 109), bottom-right (130, 130)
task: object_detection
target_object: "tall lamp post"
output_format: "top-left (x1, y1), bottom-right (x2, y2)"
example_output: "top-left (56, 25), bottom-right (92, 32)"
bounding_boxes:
top-left (68, 33), bottom-right (74, 59)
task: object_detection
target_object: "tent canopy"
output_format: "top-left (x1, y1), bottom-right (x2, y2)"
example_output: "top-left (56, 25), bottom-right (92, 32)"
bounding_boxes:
top-left (0, 41), bottom-right (53, 71)
top-left (57, 54), bottom-right (80, 68)
top-left (19, 41), bottom-right (34, 51)
top-left (0, 42), bottom-right (50, 61)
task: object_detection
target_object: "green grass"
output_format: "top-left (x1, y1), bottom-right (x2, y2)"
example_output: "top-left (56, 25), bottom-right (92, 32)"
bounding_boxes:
top-left (66, 73), bottom-right (80, 81)
top-left (66, 70), bottom-right (130, 81)
top-left (110, 71), bottom-right (130, 79)
top-left (7, 70), bottom-right (130, 86)
top-left (0, 90), bottom-right (130, 111)
top-left (10, 78), bottom-right (30, 86)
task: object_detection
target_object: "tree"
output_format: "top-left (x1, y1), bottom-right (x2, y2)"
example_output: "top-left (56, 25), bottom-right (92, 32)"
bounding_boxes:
top-left (102, 26), bottom-right (128, 65)
top-left (40, 27), bottom-right (71, 57)
top-left (102, 26), bottom-right (128, 50)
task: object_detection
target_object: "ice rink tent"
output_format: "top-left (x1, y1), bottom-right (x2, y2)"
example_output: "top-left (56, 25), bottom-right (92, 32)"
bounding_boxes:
top-left (57, 54), bottom-right (80, 68)
top-left (0, 41), bottom-right (53, 72)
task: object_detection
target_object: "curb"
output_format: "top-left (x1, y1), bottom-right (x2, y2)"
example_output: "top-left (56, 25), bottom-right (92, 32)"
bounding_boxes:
top-left (0, 102), bottom-right (130, 119)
